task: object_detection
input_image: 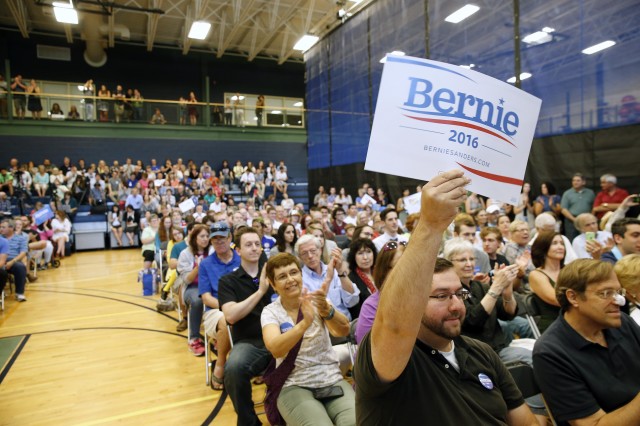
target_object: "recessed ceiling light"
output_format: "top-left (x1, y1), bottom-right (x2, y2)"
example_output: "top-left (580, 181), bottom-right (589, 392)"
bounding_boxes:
top-left (188, 21), bottom-right (211, 40)
top-left (582, 40), bottom-right (616, 55)
top-left (271, 110), bottom-right (282, 114)
top-left (293, 35), bottom-right (319, 52)
top-left (522, 31), bottom-right (553, 45)
top-left (53, 2), bottom-right (78, 25)
top-left (445, 5), bottom-right (480, 24)
top-left (507, 72), bottom-right (532, 83)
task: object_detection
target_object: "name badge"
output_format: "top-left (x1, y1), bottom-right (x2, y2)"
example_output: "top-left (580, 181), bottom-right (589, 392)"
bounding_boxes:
top-left (478, 373), bottom-right (494, 390)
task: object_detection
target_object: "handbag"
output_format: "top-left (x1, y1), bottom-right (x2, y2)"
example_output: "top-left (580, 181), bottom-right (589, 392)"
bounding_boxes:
top-left (263, 309), bottom-right (304, 426)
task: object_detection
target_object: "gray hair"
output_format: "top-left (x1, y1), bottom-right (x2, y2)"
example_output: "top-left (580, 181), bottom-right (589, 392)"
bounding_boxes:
top-left (443, 238), bottom-right (474, 261)
top-left (295, 234), bottom-right (321, 255)
top-left (534, 212), bottom-right (556, 229)
top-left (600, 173), bottom-right (617, 184)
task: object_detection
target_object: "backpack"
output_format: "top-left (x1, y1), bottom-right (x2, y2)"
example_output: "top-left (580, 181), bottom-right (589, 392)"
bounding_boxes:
top-left (138, 268), bottom-right (160, 296)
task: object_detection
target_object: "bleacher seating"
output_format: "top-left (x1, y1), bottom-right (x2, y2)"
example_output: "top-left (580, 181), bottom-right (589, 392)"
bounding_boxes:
top-left (73, 205), bottom-right (108, 251)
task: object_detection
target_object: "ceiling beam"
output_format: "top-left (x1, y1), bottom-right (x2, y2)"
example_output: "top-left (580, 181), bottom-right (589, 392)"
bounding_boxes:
top-left (108, 12), bottom-right (115, 47)
top-left (216, 0), bottom-right (260, 58)
top-left (64, 24), bottom-right (74, 43)
top-left (247, 0), bottom-right (307, 61)
top-left (6, 0), bottom-right (30, 38)
top-left (146, 0), bottom-right (163, 51)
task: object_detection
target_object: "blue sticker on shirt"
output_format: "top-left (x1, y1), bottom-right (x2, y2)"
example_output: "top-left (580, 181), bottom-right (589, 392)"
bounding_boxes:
top-left (478, 373), bottom-right (494, 390)
top-left (280, 322), bottom-right (293, 333)
top-left (271, 293), bottom-right (279, 303)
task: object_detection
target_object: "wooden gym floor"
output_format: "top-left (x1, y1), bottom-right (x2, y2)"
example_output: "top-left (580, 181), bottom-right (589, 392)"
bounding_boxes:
top-left (0, 248), bottom-right (266, 426)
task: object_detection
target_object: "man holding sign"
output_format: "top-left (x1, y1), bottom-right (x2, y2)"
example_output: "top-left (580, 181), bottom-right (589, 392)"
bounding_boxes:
top-left (355, 170), bottom-right (537, 425)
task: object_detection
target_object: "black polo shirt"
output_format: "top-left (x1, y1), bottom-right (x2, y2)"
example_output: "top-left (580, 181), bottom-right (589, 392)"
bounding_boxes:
top-left (355, 333), bottom-right (524, 425)
top-left (461, 280), bottom-right (516, 353)
top-left (533, 312), bottom-right (640, 425)
top-left (218, 264), bottom-right (274, 348)
top-left (489, 254), bottom-right (510, 270)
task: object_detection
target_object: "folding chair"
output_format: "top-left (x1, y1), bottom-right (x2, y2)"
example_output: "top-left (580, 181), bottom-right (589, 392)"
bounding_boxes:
top-left (506, 361), bottom-right (557, 426)
top-left (226, 324), bottom-right (266, 409)
top-left (522, 293), bottom-right (542, 339)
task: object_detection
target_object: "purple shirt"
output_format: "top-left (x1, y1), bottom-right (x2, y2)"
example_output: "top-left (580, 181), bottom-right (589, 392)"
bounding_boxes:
top-left (355, 291), bottom-right (380, 345)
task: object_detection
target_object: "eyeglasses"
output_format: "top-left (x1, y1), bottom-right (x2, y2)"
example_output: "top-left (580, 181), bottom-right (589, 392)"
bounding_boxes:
top-left (383, 241), bottom-right (407, 251)
top-left (429, 289), bottom-right (471, 302)
top-left (451, 258), bottom-right (475, 264)
top-left (299, 248), bottom-right (319, 258)
top-left (275, 269), bottom-right (301, 282)
top-left (592, 288), bottom-right (626, 300)
top-left (513, 228), bottom-right (529, 234)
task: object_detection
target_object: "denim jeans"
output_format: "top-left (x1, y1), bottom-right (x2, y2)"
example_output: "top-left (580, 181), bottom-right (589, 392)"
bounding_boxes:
top-left (224, 342), bottom-right (271, 426)
top-left (7, 261), bottom-right (26, 295)
top-left (498, 316), bottom-right (534, 345)
top-left (183, 285), bottom-right (203, 340)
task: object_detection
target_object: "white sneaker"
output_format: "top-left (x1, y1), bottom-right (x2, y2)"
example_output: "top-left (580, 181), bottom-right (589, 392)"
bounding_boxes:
top-left (16, 294), bottom-right (27, 302)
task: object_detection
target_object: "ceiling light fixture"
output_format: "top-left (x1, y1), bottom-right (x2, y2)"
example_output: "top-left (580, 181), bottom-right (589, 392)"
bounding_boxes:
top-left (293, 35), bottom-right (319, 52)
top-left (582, 40), bottom-right (616, 55)
top-left (507, 72), bottom-right (532, 83)
top-left (53, 2), bottom-right (79, 25)
top-left (380, 50), bottom-right (405, 63)
top-left (522, 31), bottom-right (553, 45)
top-left (271, 110), bottom-right (282, 114)
top-left (445, 5), bottom-right (480, 24)
top-left (293, 101), bottom-right (303, 107)
top-left (188, 21), bottom-right (211, 40)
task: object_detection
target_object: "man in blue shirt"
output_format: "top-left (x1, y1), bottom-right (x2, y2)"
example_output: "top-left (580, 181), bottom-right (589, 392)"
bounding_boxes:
top-left (0, 219), bottom-right (28, 301)
top-left (0, 234), bottom-right (9, 294)
top-left (125, 187), bottom-right (143, 212)
top-left (198, 221), bottom-right (240, 390)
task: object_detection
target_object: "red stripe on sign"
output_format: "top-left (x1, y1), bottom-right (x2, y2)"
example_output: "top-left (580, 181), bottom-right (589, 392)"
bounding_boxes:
top-left (457, 163), bottom-right (523, 186)
top-left (405, 115), bottom-right (516, 147)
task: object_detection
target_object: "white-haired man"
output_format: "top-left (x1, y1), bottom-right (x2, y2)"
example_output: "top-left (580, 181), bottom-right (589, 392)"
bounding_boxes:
top-left (528, 212), bottom-right (577, 264)
top-left (572, 213), bottom-right (614, 259)
top-left (592, 173), bottom-right (629, 220)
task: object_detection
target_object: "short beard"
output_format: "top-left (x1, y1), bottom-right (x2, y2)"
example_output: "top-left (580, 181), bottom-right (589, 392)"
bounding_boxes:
top-left (421, 313), bottom-right (463, 341)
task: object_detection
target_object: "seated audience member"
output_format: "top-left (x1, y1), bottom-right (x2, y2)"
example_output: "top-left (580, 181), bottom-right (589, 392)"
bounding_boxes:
top-left (503, 220), bottom-right (535, 286)
top-left (603, 194), bottom-right (640, 233)
top-left (533, 181), bottom-right (562, 217)
top-left (49, 103), bottom-right (64, 119)
top-left (268, 223), bottom-right (297, 258)
top-left (356, 171), bottom-right (538, 425)
top-left (51, 210), bottom-right (72, 258)
top-left (528, 232), bottom-right (565, 333)
top-left (307, 222), bottom-right (339, 264)
top-left (0, 234), bottom-right (7, 294)
top-left (252, 217), bottom-right (276, 257)
top-left (218, 227), bottom-right (274, 426)
top-left (261, 253), bottom-right (355, 426)
top-left (444, 238), bottom-right (532, 364)
top-left (123, 205), bottom-right (139, 246)
top-left (530, 214), bottom-right (577, 263)
top-left (346, 238), bottom-right (378, 319)
top-left (355, 240), bottom-right (406, 345)
top-left (296, 235), bottom-right (359, 321)
top-left (67, 105), bottom-right (81, 120)
top-left (480, 227), bottom-right (509, 269)
top-left (372, 207), bottom-right (408, 252)
top-left (572, 213), bottom-right (613, 259)
top-left (592, 173), bottom-right (630, 220)
top-left (601, 218), bottom-right (640, 264)
top-left (198, 222), bottom-right (239, 390)
top-left (177, 224), bottom-right (211, 356)
top-left (453, 217), bottom-right (492, 273)
top-left (533, 259), bottom-right (640, 425)
top-left (0, 219), bottom-right (28, 301)
top-left (331, 207), bottom-right (347, 236)
top-left (149, 108), bottom-right (167, 124)
top-left (614, 254), bottom-right (640, 325)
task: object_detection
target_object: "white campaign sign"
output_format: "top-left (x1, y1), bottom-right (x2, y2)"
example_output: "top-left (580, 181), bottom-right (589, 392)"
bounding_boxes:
top-left (365, 55), bottom-right (542, 205)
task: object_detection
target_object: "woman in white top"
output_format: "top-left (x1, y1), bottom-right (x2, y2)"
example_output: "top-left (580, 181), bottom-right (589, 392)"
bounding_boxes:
top-left (51, 210), bottom-right (72, 258)
top-left (261, 253), bottom-right (355, 426)
top-left (110, 205), bottom-right (124, 247)
top-left (334, 187), bottom-right (352, 212)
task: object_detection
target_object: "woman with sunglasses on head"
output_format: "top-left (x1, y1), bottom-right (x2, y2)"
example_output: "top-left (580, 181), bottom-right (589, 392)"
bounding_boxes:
top-left (346, 238), bottom-right (378, 319)
top-left (261, 253), bottom-right (355, 426)
top-left (529, 232), bottom-right (565, 333)
top-left (355, 240), bottom-right (406, 344)
top-left (614, 254), bottom-right (640, 325)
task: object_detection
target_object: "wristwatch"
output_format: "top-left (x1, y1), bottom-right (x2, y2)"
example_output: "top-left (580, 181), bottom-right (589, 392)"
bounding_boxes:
top-left (487, 290), bottom-right (500, 299)
top-left (337, 271), bottom-right (348, 278)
